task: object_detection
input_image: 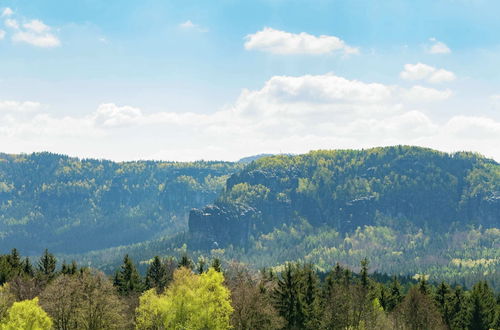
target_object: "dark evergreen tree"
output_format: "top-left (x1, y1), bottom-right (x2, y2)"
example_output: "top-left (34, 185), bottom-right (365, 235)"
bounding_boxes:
top-left (447, 286), bottom-right (471, 330)
top-left (211, 258), bottom-right (222, 273)
top-left (273, 263), bottom-right (305, 329)
top-left (197, 257), bottom-right (206, 274)
top-left (146, 256), bottom-right (167, 293)
top-left (37, 249), bottom-right (57, 280)
top-left (22, 257), bottom-right (34, 277)
top-left (435, 281), bottom-right (452, 327)
top-left (8, 248), bottom-right (21, 270)
top-left (386, 276), bottom-right (403, 312)
top-left (469, 281), bottom-right (496, 330)
top-left (115, 254), bottom-right (143, 295)
top-left (301, 264), bottom-right (320, 329)
top-left (177, 255), bottom-right (193, 269)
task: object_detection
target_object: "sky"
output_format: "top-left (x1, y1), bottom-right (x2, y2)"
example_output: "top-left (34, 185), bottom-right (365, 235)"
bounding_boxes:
top-left (0, 0), bottom-right (499, 162)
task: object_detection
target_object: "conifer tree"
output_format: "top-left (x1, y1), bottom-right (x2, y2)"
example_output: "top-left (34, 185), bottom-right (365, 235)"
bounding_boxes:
top-left (146, 256), bottom-right (167, 293)
top-left (115, 254), bottom-right (143, 295)
top-left (469, 281), bottom-right (496, 330)
top-left (177, 254), bottom-right (193, 269)
top-left (37, 249), bottom-right (57, 280)
top-left (22, 257), bottom-right (34, 277)
top-left (273, 263), bottom-right (305, 329)
top-left (211, 258), bottom-right (222, 273)
top-left (197, 257), bottom-right (206, 274)
top-left (7, 249), bottom-right (21, 270)
top-left (447, 286), bottom-right (471, 330)
top-left (387, 276), bottom-right (402, 312)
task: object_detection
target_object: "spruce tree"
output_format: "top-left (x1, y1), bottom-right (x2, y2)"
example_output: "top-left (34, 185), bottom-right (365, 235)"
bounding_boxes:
top-left (211, 258), bottom-right (222, 272)
top-left (273, 263), bottom-right (305, 329)
top-left (178, 255), bottom-right (193, 269)
top-left (447, 286), bottom-right (471, 330)
top-left (387, 276), bottom-right (402, 312)
top-left (197, 257), bottom-right (206, 274)
top-left (37, 249), bottom-right (56, 280)
top-left (115, 254), bottom-right (143, 295)
top-left (146, 256), bottom-right (167, 292)
top-left (22, 257), bottom-right (34, 277)
top-left (469, 281), bottom-right (496, 330)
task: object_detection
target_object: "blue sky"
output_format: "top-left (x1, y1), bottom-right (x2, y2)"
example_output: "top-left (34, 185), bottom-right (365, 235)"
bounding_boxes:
top-left (0, 0), bottom-right (499, 161)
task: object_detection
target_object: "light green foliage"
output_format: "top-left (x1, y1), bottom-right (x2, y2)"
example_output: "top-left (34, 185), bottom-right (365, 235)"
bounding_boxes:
top-left (0, 297), bottom-right (52, 330)
top-left (136, 267), bottom-right (233, 330)
top-left (0, 284), bottom-right (14, 320)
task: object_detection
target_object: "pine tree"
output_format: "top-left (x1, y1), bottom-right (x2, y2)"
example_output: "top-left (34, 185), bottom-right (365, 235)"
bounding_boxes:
top-left (418, 276), bottom-right (430, 295)
top-left (387, 276), bottom-right (402, 312)
top-left (177, 255), bottom-right (193, 269)
top-left (469, 281), bottom-right (496, 330)
top-left (115, 254), bottom-right (143, 295)
top-left (37, 249), bottom-right (57, 280)
top-left (7, 248), bottom-right (21, 270)
top-left (435, 281), bottom-right (451, 326)
top-left (197, 257), bottom-right (206, 274)
top-left (273, 263), bottom-right (305, 329)
top-left (302, 264), bottom-right (320, 329)
top-left (211, 258), bottom-right (222, 273)
top-left (22, 257), bottom-right (34, 277)
top-left (447, 286), bottom-right (471, 330)
top-left (146, 256), bottom-right (167, 293)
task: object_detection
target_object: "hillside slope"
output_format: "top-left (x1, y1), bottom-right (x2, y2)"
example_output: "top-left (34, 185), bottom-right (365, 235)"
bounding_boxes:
top-left (0, 152), bottom-right (241, 254)
top-left (189, 146), bottom-right (499, 248)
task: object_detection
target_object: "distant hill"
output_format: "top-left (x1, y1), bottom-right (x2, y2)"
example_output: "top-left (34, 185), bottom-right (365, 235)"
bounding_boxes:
top-left (237, 154), bottom-right (274, 164)
top-left (0, 152), bottom-right (242, 254)
top-left (189, 146), bottom-right (499, 249)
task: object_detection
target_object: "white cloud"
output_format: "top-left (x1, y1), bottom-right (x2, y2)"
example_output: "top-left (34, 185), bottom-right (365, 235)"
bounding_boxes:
top-left (400, 63), bottom-right (435, 81)
top-left (3, 14), bottom-right (60, 47)
top-left (428, 38), bottom-right (451, 54)
top-left (427, 69), bottom-right (456, 83)
top-left (12, 31), bottom-right (60, 47)
top-left (179, 20), bottom-right (208, 32)
top-left (244, 27), bottom-right (358, 55)
top-left (24, 19), bottom-right (50, 33)
top-left (0, 100), bottom-right (41, 112)
top-left (4, 18), bottom-right (19, 29)
top-left (0, 29), bottom-right (5, 39)
top-left (400, 63), bottom-right (455, 84)
top-left (1, 7), bottom-right (13, 17)
top-left (402, 86), bottom-right (452, 102)
top-left (1, 74), bottom-right (498, 162)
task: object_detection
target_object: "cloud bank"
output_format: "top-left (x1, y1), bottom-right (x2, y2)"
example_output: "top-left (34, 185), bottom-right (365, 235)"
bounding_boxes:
top-left (1, 73), bottom-right (498, 162)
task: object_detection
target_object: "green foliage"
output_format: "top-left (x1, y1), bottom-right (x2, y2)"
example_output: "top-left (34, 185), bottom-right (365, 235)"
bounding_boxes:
top-left (136, 267), bottom-right (233, 330)
top-left (114, 254), bottom-right (143, 295)
top-left (0, 152), bottom-right (241, 253)
top-left (0, 297), bottom-right (52, 330)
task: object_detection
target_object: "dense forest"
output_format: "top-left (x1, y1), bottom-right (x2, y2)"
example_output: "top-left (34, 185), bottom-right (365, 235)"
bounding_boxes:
top-left (0, 152), bottom-right (241, 253)
top-left (0, 249), bottom-right (498, 329)
top-left (0, 147), bottom-right (498, 292)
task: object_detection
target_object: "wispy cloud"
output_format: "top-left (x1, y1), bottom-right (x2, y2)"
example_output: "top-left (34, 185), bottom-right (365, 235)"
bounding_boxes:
top-left (428, 38), bottom-right (451, 54)
top-left (400, 63), bottom-right (456, 84)
top-left (1, 7), bottom-right (13, 17)
top-left (179, 20), bottom-right (208, 32)
top-left (244, 27), bottom-right (359, 55)
top-left (3, 11), bottom-right (60, 47)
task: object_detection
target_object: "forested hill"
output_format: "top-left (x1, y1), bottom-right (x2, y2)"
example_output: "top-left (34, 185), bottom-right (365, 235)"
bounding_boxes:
top-left (189, 146), bottom-right (500, 249)
top-left (0, 152), bottom-right (241, 254)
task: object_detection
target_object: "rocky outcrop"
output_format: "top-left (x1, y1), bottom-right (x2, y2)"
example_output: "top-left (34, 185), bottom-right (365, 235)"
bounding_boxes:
top-left (188, 203), bottom-right (259, 249)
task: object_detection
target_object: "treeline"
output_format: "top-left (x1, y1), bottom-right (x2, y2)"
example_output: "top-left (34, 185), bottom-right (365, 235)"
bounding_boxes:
top-left (0, 152), bottom-right (241, 253)
top-left (1, 249), bottom-right (499, 329)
